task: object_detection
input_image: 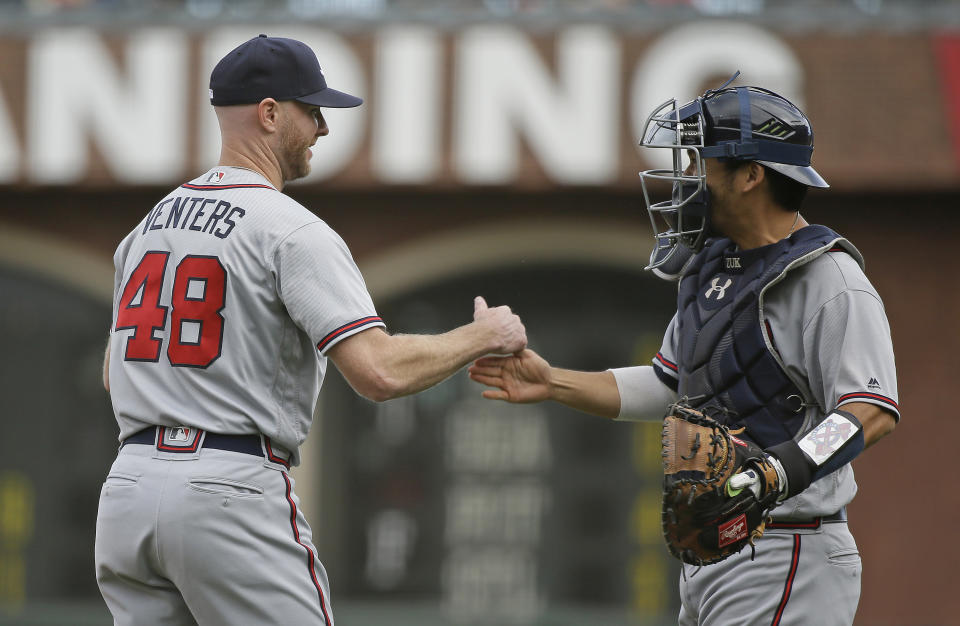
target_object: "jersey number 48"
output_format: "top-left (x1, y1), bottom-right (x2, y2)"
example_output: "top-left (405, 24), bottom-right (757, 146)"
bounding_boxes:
top-left (114, 250), bottom-right (226, 368)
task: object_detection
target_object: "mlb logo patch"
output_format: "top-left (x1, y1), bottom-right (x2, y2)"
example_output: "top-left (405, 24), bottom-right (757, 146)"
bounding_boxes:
top-left (205, 170), bottom-right (225, 184)
top-left (170, 427), bottom-right (190, 441)
top-left (157, 426), bottom-right (203, 453)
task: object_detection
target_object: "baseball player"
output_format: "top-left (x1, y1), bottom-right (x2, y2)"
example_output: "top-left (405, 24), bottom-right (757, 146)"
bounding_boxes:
top-left (469, 80), bottom-right (899, 625)
top-left (95, 34), bottom-right (526, 625)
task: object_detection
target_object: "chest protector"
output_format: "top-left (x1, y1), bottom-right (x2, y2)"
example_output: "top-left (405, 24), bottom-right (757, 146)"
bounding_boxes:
top-left (676, 225), bottom-right (850, 448)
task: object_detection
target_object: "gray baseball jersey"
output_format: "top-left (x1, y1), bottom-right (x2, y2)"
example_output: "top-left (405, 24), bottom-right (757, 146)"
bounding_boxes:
top-left (651, 244), bottom-right (899, 519)
top-left (99, 166), bottom-right (383, 625)
top-left (107, 166), bottom-right (384, 463)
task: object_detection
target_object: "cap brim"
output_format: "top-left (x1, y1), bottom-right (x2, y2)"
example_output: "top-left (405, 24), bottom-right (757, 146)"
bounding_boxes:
top-left (296, 87), bottom-right (362, 108)
top-left (757, 160), bottom-right (829, 188)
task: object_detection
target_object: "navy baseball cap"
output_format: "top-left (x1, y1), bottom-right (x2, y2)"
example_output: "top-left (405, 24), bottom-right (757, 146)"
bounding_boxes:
top-left (209, 34), bottom-right (362, 108)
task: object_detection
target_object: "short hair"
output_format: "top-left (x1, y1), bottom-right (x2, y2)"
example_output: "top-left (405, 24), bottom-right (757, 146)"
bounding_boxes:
top-left (761, 165), bottom-right (808, 213)
top-left (718, 160), bottom-right (808, 213)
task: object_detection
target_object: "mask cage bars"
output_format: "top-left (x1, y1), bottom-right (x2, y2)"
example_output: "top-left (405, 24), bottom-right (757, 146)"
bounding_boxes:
top-left (639, 97), bottom-right (708, 270)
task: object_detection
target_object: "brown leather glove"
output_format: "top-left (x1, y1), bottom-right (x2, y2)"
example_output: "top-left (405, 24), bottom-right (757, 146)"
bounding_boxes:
top-left (661, 403), bottom-right (783, 566)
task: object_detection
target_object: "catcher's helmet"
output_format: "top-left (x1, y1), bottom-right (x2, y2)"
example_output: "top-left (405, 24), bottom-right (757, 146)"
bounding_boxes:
top-left (639, 77), bottom-right (827, 271)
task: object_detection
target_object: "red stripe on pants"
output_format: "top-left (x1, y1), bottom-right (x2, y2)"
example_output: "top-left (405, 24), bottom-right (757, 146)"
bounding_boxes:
top-left (771, 534), bottom-right (801, 626)
top-left (283, 472), bottom-right (332, 626)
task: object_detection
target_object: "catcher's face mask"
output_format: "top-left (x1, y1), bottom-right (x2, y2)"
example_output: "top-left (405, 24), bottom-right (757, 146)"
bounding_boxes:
top-left (638, 96), bottom-right (713, 272)
top-left (640, 76), bottom-right (829, 273)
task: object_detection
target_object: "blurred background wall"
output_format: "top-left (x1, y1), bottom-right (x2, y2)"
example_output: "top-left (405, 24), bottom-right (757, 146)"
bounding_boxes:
top-left (0, 1), bottom-right (957, 624)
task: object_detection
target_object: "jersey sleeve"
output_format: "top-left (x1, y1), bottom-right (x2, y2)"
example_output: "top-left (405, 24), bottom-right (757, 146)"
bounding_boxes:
top-left (651, 314), bottom-right (680, 392)
top-left (802, 288), bottom-right (900, 421)
top-left (273, 221), bottom-right (385, 355)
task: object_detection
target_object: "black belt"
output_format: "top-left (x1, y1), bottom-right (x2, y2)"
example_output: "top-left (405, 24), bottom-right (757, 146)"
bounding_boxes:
top-left (768, 506), bottom-right (847, 530)
top-left (122, 426), bottom-right (291, 468)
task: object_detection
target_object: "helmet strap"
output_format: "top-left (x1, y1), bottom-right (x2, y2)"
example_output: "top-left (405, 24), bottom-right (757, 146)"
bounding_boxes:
top-left (703, 70), bottom-right (741, 99)
top-left (736, 87), bottom-right (760, 157)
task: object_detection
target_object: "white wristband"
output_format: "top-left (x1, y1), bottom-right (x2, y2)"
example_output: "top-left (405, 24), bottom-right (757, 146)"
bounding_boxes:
top-left (765, 454), bottom-right (790, 502)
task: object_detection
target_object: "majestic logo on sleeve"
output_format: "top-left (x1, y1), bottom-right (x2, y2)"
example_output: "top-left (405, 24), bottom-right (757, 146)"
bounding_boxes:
top-left (704, 277), bottom-right (733, 300)
top-left (867, 377), bottom-right (881, 390)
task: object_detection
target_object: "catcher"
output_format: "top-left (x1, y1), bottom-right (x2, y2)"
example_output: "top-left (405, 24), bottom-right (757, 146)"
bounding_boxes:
top-left (469, 79), bottom-right (898, 625)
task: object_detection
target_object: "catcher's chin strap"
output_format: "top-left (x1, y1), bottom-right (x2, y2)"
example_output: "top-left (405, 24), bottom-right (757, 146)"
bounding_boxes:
top-left (764, 409), bottom-right (865, 499)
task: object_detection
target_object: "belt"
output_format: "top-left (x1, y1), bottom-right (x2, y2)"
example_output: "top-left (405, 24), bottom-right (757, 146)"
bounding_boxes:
top-left (767, 506), bottom-right (847, 530)
top-left (122, 426), bottom-right (291, 469)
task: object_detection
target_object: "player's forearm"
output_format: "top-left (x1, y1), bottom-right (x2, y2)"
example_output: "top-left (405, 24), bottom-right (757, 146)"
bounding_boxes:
top-left (546, 368), bottom-right (621, 419)
top-left (366, 323), bottom-right (503, 401)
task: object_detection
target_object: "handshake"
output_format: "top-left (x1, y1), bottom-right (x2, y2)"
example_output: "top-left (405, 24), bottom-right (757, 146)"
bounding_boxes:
top-left (467, 295), bottom-right (554, 405)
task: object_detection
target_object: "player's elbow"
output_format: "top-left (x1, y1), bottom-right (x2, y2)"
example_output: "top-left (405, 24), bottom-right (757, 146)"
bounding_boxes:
top-left (361, 383), bottom-right (399, 404)
top-left (353, 369), bottom-right (406, 403)
top-left (874, 412), bottom-right (897, 440)
top-left (883, 414), bottom-right (896, 434)
top-left (863, 408), bottom-right (898, 448)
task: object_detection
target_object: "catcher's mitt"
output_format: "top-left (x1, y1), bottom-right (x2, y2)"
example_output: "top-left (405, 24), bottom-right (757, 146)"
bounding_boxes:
top-left (661, 403), bottom-right (782, 566)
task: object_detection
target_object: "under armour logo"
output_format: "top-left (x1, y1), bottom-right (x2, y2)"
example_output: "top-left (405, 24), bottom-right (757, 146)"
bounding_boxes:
top-left (171, 427), bottom-right (190, 441)
top-left (704, 277), bottom-right (733, 300)
top-left (867, 377), bottom-right (881, 390)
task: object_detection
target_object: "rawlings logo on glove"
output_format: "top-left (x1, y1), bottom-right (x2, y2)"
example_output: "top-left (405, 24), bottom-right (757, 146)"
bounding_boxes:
top-left (717, 515), bottom-right (748, 548)
top-left (661, 403), bottom-right (783, 566)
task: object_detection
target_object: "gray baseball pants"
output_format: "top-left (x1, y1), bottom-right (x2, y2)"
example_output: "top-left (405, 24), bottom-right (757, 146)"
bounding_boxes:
top-left (677, 519), bottom-right (860, 625)
top-left (95, 442), bottom-right (334, 625)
